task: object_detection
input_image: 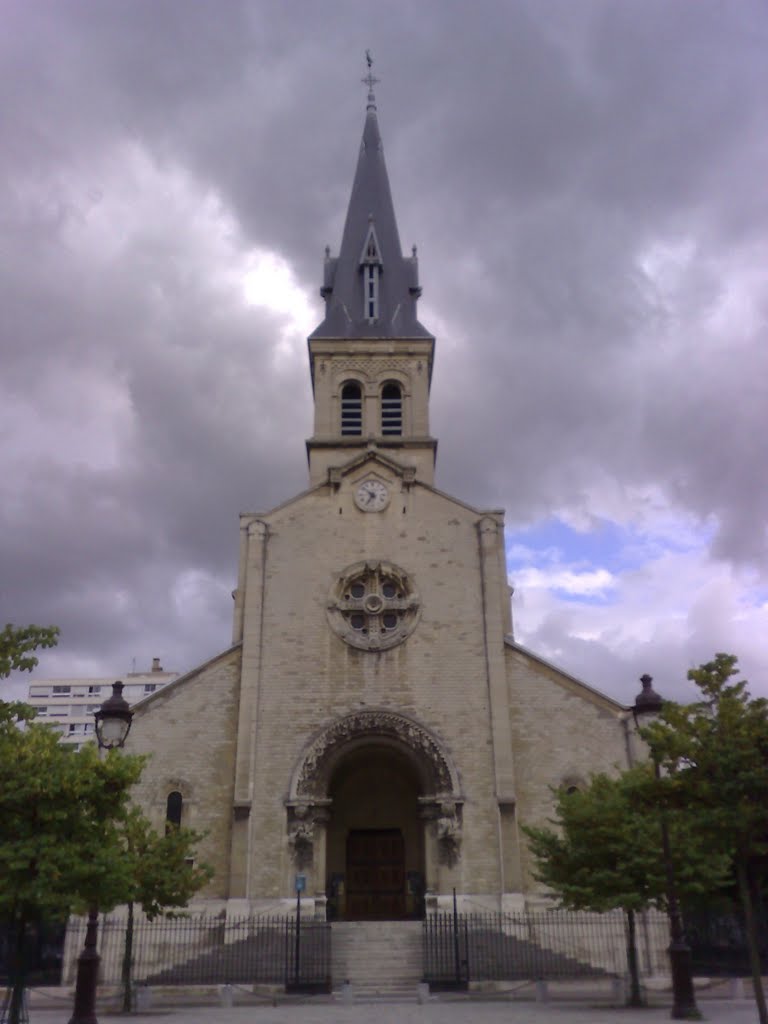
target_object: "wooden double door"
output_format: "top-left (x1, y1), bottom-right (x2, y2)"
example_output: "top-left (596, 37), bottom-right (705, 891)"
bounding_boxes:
top-left (346, 828), bottom-right (406, 920)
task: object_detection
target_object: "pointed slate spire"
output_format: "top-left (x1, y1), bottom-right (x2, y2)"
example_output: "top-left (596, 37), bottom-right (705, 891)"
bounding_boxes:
top-left (311, 61), bottom-right (431, 340)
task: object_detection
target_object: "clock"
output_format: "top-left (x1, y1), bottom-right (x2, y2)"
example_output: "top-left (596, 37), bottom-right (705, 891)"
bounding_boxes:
top-left (354, 478), bottom-right (390, 512)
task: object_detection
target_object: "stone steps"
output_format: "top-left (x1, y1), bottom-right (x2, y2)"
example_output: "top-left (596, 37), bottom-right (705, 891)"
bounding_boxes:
top-left (331, 921), bottom-right (423, 997)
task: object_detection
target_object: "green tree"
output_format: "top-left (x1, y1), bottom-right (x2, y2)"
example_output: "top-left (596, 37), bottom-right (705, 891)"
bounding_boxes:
top-left (117, 808), bottom-right (212, 1011)
top-left (0, 623), bottom-right (59, 681)
top-left (0, 624), bottom-right (211, 1020)
top-left (524, 765), bottom-right (730, 1007)
top-left (641, 654), bottom-right (768, 1024)
top-left (0, 707), bottom-right (144, 1024)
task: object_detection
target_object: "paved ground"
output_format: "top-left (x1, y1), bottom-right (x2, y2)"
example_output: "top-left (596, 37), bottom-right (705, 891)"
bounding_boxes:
top-left (25, 998), bottom-right (762, 1024)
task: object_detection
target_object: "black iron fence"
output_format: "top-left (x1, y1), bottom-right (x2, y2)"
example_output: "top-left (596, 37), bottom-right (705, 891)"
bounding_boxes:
top-left (58, 903), bottom-right (768, 993)
top-left (686, 907), bottom-right (768, 977)
top-left (0, 923), bottom-right (66, 987)
top-left (65, 914), bottom-right (331, 992)
top-left (424, 910), bottom-right (672, 986)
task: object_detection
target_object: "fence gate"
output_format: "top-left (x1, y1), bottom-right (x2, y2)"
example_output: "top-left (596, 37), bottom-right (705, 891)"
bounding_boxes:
top-left (423, 914), bottom-right (469, 989)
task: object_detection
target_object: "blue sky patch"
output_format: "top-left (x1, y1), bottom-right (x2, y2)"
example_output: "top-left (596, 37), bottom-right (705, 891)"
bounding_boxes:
top-left (506, 517), bottom-right (641, 575)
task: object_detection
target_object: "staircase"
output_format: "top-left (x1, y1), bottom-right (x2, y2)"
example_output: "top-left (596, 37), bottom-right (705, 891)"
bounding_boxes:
top-left (331, 921), bottom-right (424, 1000)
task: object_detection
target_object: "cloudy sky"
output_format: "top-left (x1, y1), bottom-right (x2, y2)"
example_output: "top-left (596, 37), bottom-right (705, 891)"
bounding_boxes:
top-left (2, 0), bottom-right (766, 706)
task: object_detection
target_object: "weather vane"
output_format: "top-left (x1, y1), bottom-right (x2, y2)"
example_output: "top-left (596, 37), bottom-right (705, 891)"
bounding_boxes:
top-left (362, 50), bottom-right (379, 93)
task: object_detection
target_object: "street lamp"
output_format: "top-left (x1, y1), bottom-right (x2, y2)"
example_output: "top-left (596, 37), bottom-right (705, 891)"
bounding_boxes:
top-left (68, 682), bottom-right (134, 1024)
top-left (632, 674), bottom-right (700, 1021)
top-left (94, 681), bottom-right (133, 750)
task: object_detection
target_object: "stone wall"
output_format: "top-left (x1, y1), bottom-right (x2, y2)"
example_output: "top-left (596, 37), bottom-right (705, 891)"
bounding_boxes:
top-left (505, 642), bottom-right (631, 891)
top-left (127, 647), bottom-right (242, 899)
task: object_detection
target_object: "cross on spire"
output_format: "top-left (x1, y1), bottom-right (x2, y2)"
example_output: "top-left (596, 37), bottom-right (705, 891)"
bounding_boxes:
top-left (362, 50), bottom-right (379, 103)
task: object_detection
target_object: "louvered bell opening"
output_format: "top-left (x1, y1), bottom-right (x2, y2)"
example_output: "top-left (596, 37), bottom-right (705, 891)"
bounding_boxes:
top-left (381, 383), bottom-right (402, 436)
top-left (341, 382), bottom-right (363, 436)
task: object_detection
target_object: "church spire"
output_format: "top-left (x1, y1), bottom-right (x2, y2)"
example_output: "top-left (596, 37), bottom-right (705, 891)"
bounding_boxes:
top-left (311, 56), bottom-right (432, 341)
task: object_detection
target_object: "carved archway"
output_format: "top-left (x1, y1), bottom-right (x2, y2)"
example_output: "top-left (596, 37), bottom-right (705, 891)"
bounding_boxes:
top-left (285, 709), bottom-right (464, 884)
top-left (288, 708), bottom-right (461, 802)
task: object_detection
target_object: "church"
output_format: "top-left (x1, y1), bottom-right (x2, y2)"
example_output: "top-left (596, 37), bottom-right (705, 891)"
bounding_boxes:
top-left (129, 79), bottom-right (633, 922)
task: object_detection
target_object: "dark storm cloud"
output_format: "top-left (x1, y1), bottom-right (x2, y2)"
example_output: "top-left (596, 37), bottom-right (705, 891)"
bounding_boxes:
top-left (1, 0), bottom-right (766, 698)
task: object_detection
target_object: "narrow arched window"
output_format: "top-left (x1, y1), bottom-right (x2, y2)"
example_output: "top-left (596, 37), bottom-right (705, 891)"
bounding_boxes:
top-left (341, 382), bottom-right (362, 436)
top-left (166, 790), bottom-right (183, 830)
top-left (360, 222), bottom-right (381, 322)
top-left (381, 383), bottom-right (402, 436)
top-left (364, 265), bottom-right (379, 321)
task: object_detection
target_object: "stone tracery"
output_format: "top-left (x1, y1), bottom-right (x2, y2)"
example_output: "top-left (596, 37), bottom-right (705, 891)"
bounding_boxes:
top-left (326, 560), bottom-right (420, 651)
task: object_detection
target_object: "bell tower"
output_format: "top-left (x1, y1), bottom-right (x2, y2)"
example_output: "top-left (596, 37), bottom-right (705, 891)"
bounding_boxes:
top-left (306, 69), bottom-right (437, 486)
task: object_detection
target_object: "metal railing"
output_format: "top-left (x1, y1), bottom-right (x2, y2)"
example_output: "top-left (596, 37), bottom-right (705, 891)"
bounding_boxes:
top-left (0, 923), bottom-right (65, 987)
top-left (65, 914), bottom-right (331, 992)
top-left (685, 907), bottom-right (768, 977)
top-left (424, 910), bottom-right (671, 985)
top-left (56, 902), bottom-right (768, 993)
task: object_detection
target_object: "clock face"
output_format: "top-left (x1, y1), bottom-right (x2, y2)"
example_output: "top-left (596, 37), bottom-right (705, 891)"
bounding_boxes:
top-left (354, 478), bottom-right (390, 512)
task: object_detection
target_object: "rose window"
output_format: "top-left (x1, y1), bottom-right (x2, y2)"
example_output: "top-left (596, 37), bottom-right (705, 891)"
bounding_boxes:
top-left (327, 560), bottom-right (420, 651)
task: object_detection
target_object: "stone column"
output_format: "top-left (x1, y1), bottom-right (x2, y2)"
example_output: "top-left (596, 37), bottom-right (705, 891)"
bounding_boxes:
top-left (312, 805), bottom-right (330, 916)
top-left (420, 803), bottom-right (438, 894)
top-left (477, 515), bottom-right (521, 892)
top-left (229, 518), bottom-right (269, 898)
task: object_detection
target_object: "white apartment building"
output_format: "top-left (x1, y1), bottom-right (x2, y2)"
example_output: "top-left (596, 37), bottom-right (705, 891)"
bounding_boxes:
top-left (27, 658), bottom-right (178, 748)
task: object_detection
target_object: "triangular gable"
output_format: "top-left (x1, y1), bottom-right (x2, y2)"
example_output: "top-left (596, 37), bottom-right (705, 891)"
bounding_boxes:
top-left (328, 447), bottom-right (415, 486)
top-left (359, 219), bottom-right (383, 266)
top-left (129, 644), bottom-right (242, 713)
top-left (242, 449), bottom-right (507, 521)
top-left (505, 638), bottom-right (628, 715)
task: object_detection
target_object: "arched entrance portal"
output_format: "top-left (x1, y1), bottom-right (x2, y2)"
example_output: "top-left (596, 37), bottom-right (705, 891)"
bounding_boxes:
top-left (286, 708), bottom-right (463, 922)
top-left (327, 744), bottom-right (423, 920)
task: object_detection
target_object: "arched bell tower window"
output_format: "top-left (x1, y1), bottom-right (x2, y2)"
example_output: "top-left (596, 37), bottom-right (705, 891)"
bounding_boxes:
top-left (381, 382), bottom-right (402, 436)
top-left (341, 382), bottom-right (362, 436)
top-left (166, 790), bottom-right (183, 830)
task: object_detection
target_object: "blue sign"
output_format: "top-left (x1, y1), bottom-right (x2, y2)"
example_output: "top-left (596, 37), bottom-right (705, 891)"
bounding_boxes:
top-left (295, 874), bottom-right (306, 893)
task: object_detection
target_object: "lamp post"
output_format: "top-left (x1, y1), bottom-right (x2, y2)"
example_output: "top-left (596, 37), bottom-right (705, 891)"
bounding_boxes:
top-left (68, 682), bottom-right (133, 1024)
top-left (632, 674), bottom-right (700, 1021)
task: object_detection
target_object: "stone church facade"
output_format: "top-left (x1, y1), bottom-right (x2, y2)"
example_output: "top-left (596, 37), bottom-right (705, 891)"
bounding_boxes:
top-left (128, 85), bottom-right (633, 920)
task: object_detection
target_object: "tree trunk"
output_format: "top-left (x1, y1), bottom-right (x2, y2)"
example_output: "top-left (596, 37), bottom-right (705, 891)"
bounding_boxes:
top-left (625, 908), bottom-right (644, 1006)
top-left (736, 857), bottom-right (767, 1024)
top-left (7, 918), bottom-right (26, 1024)
top-left (121, 901), bottom-right (134, 1013)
